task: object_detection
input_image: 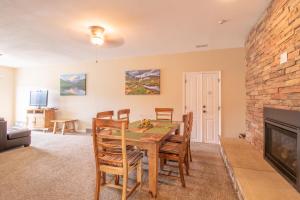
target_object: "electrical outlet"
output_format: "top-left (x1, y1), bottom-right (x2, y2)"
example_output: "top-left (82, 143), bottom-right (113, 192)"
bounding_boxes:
top-left (280, 52), bottom-right (288, 64)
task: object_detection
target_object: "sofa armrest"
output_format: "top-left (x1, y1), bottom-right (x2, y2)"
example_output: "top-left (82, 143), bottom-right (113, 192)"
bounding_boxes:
top-left (7, 129), bottom-right (31, 140)
top-left (0, 121), bottom-right (7, 150)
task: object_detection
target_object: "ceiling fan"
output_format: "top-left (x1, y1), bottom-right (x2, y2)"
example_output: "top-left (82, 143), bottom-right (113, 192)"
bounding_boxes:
top-left (89, 26), bottom-right (124, 48)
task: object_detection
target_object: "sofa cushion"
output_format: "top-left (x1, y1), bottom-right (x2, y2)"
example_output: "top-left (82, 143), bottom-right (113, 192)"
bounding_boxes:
top-left (0, 118), bottom-right (4, 121)
top-left (7, 129), bottom-right (31, 140)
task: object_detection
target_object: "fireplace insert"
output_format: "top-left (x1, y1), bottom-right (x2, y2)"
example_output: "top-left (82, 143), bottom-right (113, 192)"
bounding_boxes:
top-left (264, 107), bottom-right (300, 192)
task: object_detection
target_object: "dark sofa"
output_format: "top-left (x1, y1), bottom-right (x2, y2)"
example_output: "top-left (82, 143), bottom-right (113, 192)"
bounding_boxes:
top-left (0, 118), bottom-right (31, 151)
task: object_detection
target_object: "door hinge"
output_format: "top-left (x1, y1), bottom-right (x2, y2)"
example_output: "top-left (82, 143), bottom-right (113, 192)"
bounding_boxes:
top-left (218, 78), bottom-right (220, 83)
top-left (185, 105), bottom-right (187, 111)
top-left (185, 79), bottom-right (187, 84)
top-left (218, 106), bottom-right (221, 111)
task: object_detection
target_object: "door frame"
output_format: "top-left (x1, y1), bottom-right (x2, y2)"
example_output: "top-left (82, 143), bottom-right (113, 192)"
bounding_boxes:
top-left (182, 71), bottom-right (222, 142)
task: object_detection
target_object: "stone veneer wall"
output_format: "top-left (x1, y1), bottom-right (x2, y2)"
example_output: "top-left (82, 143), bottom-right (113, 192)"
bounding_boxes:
top-left (245, 0), bottom-right (300, 150)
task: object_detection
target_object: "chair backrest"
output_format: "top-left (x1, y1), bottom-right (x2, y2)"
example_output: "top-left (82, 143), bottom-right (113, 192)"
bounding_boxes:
top-left (96, 111), bottom-right (114, 119)
top-left (180, 114), bottom-right (190, 155)
top-left (155, 108), bottom-right (173, 121)
top-left (117, 109), bottom-right (130, 121)
top-left (92, 118), bottom-right (128, 169)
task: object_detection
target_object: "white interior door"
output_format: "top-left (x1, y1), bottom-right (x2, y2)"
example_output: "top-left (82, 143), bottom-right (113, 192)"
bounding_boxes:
top-left (184, 72), bottom-right (220, 144)
top-left (185, 73), bottom-right (202, 142)
top-left (202, 73), bottom-right (219, 143)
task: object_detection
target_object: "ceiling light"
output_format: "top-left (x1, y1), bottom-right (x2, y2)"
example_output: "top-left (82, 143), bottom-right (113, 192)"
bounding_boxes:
top-left (218, 19), bottom-right (228, 24)
top-left (90, 36), bottom-right (104, 45)
top-left (89, 26), bottom-right (105, 45)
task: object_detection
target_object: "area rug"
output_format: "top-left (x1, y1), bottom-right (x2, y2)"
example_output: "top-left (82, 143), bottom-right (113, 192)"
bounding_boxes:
top-left (0, 132), bottom-right (237, 200)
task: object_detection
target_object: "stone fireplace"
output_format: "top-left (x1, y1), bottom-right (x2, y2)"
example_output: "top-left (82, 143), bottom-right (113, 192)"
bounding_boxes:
top-left (245, 0), bottom-right (300, 150)
top-left (230, 0), bottom-right (300, 197)
top-left (264, 107), bottom-right (300, 191)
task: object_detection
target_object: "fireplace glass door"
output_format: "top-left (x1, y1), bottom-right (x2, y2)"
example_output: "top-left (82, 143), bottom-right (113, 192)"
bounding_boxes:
top-left (265, 122), bottom-right (297, 183)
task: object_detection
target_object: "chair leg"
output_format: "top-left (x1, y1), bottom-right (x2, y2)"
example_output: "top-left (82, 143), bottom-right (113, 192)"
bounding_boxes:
top-left (160, 158), bottom-right (165, 171)
top-left (189, 142), bottom-right (192, 162)
top-left (137, 160), bottom-right (142, 188)
top-left (122, 173), bottom-right (128, 200)
top-left (114, 175), bottom-right (120, 185)
top-left (178, 159), bottom-right (186, 187)
top-left (185, 154), bottom-right (189, 175)
top-left (102, 172), bottom-right (106, 185)
top-left (95, 171), bottom-right (101, 200)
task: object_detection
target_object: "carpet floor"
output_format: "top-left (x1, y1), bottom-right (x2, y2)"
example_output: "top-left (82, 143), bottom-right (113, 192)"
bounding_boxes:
top-left (0, 132), bottom-right (237, 200)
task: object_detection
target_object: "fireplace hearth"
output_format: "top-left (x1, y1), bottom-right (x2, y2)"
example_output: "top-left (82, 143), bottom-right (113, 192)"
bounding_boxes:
top-left (264, 108), bottom-right (300, 192)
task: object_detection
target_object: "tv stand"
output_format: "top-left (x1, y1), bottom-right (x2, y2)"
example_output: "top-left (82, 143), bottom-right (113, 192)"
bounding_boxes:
top-left (26, 108), bottom-right (56, 131)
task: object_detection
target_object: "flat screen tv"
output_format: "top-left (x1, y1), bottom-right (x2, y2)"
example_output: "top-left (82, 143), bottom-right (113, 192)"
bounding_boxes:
top-left (30, 90), bottom-right (48, 108)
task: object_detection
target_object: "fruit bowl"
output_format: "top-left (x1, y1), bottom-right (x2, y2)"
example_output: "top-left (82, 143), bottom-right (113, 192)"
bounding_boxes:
top-left (138, 119), bottom-right (153, 129)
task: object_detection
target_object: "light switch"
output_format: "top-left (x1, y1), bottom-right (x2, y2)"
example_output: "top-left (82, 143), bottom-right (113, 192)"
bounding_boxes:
top-left (280, 52), bottom-right (288, 64)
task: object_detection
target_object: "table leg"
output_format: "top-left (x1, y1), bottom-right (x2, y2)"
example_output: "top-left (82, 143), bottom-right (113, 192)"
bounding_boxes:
top-left (53, 122), bottom-right (57, 134)
top-left (72, 121), bottom-right (76, 132)
top-left (147, 143), bottom-right (159, 198)
top-left (62, 123), bottom-right (66, 135)
top-left (174, 127), bottom-right (180, 135)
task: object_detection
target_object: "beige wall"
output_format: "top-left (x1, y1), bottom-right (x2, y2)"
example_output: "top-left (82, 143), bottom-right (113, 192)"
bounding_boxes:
top-left (0, 66), bottom-right (15, 126)
top-left (15, 48), bottom-right (246, 138)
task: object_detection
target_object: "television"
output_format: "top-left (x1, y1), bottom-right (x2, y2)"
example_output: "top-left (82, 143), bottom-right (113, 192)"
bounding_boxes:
top-left (30, 90), bottom-right (48, 108)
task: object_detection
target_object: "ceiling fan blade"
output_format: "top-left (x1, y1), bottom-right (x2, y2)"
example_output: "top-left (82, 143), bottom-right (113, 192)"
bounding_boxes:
top-left (102, 33), bottom-right (124, 48)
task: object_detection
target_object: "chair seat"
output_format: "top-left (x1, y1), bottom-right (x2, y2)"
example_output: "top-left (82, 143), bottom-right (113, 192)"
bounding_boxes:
top-left (99, 149), bottom-right (143, 167)
top-left (166, 135), bottom-right (184, 143)
top-left (102, 140), bottom-right (135, 152)
top-left (160, 142), bottom-right (181, 155)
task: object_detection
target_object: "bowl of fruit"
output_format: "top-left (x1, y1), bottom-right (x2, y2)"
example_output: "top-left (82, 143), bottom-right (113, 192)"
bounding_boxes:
top-left (138, 119), bottom-right (153, 129)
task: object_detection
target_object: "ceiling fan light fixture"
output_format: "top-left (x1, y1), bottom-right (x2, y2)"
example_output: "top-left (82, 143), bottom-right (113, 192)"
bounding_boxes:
top-left (89, 26), bottom-right (105, 45)
top-left (90, 35), bottom-right (104, 45)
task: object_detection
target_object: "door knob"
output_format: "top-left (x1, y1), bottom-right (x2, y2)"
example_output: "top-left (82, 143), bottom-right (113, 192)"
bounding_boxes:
top-left (203, 110), bottom-right (206, 113)
top-left (203, 105), bottom-right (206, 108)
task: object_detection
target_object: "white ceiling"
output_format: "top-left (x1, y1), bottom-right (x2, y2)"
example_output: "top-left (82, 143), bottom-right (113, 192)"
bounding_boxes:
top-left (0, 0), bottom-right (271, 68)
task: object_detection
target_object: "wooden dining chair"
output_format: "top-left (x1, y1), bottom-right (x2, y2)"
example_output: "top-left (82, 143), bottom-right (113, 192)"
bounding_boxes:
top-left (159, 114), bottom-right (190, 187)
top-left (117, 109), bottom-right (130, 123)
top-left (166, 112), bottom-right (193, 163)
top-left (92, 118), bottom-right (143, 200)
top-left (96, 111), bottom-right (114, 119)
top-left (187, 112), bottom-right (193, 162)
top-left (155, 108), bottom-right (174, 121)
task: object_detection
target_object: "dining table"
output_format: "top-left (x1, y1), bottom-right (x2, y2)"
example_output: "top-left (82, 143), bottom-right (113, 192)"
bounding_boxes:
top-left (98, 120), bottom-right (180, 198)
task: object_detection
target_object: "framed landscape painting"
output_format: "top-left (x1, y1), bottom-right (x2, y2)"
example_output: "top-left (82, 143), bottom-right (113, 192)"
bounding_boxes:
top-left (60, 73), bottom-right (86, 96)
top-left (125, 69), bottom-right (160, 95)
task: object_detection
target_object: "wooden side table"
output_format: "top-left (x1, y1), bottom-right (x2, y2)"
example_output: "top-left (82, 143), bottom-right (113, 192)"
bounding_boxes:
top-left (51, 119), bottom-right (78, 135)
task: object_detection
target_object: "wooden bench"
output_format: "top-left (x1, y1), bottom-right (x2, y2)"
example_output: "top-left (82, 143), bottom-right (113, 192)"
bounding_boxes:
top-left (220, 138), bottom-right (300, 200)
top-left (51, 119), bottom-right (78, 135)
